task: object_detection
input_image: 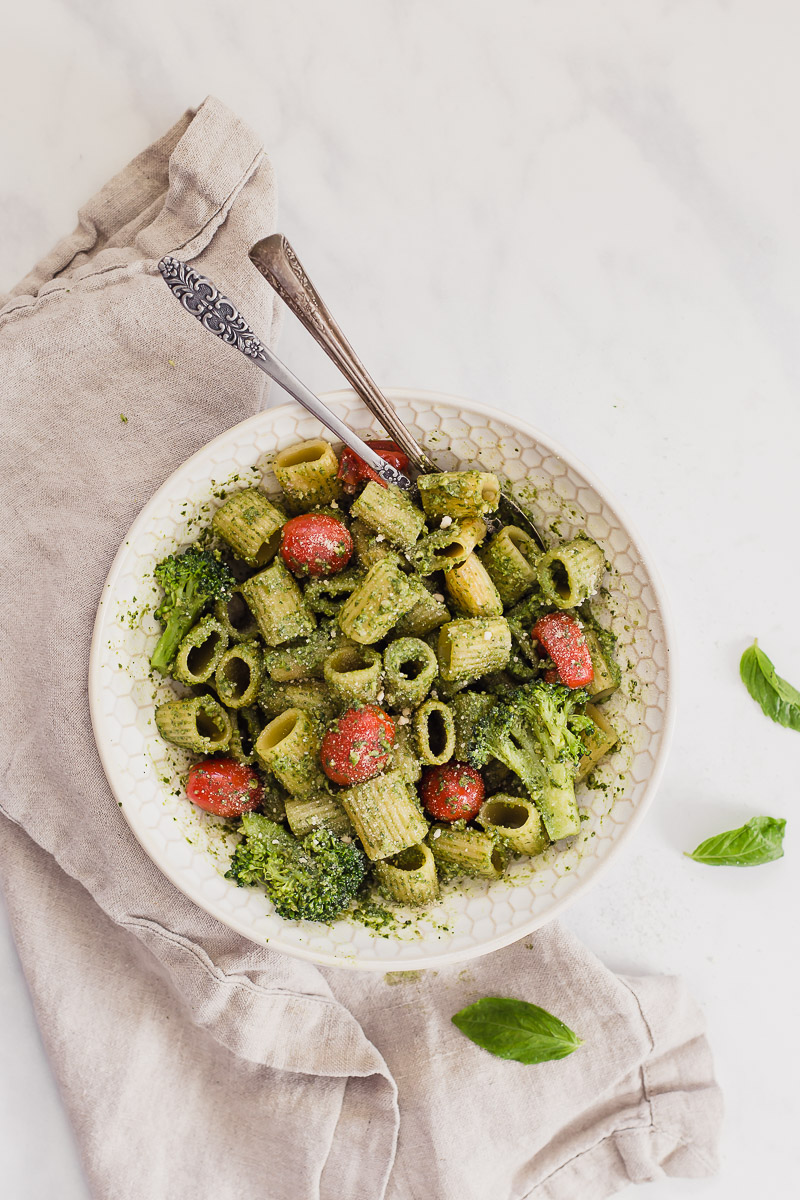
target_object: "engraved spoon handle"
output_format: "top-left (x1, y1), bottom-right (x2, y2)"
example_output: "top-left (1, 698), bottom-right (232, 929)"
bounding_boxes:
top-left (249, 234), bottom-right (546, 547)
top-left (248, 234), bottom-right (437, 473)
top-left (157, 257), bottom-right (411, 490)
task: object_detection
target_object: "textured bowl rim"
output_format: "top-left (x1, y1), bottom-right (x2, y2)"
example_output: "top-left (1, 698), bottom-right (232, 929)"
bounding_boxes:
top-left (89, 387), bottom-right (676, 971)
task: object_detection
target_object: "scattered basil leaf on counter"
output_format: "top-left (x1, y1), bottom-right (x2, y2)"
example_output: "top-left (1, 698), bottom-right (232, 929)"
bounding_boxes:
top-left (451, 997), bottom-right (583, 1064)
top-left (686, 816), bottom-right (786, 866)
top-left (740, 640), bottom-right (800, 731)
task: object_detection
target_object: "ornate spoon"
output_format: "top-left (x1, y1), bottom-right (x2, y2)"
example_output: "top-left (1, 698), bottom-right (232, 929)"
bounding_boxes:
top-left (157, 256), bottom-right (411, 490)
top-left (248, 234), bottom-right (546, 548)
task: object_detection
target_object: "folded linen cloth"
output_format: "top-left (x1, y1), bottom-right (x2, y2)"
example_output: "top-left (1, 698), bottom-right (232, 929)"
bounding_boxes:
top-left (0, 97), bottom-right (722, 1200)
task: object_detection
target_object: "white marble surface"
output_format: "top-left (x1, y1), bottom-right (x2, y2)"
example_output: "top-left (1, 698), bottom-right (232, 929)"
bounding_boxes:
top-left (2, 1), bottom-right (800, 1195)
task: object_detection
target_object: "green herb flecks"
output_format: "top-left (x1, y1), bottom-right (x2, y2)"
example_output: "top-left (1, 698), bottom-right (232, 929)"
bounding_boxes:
top-left (451, 996), bottom-right (583, 1064)
top-left (120, 413), bottom-right (128, 423)
top-left (740, 640), bottom-right (800, 731)
top-left (686, 816), bottom-right (786, 867)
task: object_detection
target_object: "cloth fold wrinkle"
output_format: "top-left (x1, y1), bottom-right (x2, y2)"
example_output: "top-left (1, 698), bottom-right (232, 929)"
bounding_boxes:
top-left (0, 95), bottom-right (721, 1200)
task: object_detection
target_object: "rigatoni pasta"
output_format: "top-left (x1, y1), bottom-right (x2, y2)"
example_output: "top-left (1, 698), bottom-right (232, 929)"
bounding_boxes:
top-left (147, 428), bottom-right (621, 929)
top-left (350, 480), bottom-right (426, 549)
top-left (444, 553), bottom-right (504, 618)
top-left (214, 640), bottom-right (262, 708)
top-left (417, 471), bottom-right (500, 519)
top-left (476, 794), bottom-right (548, 856)
top-left (212, 489), bottom-right (285, 567)
top-left (480, 525), bottom-right (540, 607)
top-left (172, 615), bottom-right (229, 686)
top-left (428, 824), bottom-right (508, 879)
top-left (255, 708), bottom-right (325, 795)
top-left (272, 439), bottom-right (340, 509)
top-left (155, 694), bottom-right (232, 754)
top-left (240, 559), bottom-right (316, 646)
top-left (338, 559), bottom-right (422, 643)
top-left (323, 644), bottom-right (383, 706)
top-left (374, 843), bottom-right (439, 905)
top-left (340, 769), bottom-right (429, 860)
top-left (437, 617), bottom-right (512, 681)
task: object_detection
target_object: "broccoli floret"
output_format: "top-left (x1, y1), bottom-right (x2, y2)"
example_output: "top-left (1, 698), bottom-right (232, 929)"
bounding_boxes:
top-left (150, 546), bottom-right (234, 674)
top-left (467, 681), bottom-right (591, 841)
top-left (467, 701), bottom-right (545, 797)
top-left (226, 813), bottom-right (367, 922)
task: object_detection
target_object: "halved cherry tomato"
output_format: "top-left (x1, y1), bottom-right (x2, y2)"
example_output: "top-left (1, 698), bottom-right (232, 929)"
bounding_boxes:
top-left (420, 762), bottom-right (485, 821)
top-left (186, 758), bottom-right (262, 817)
top-left (532, 612), bottom-right (594, 689)
top-left (337, 440), bottom-right (410, 493)
top-left (280, 513), bottom-right (353, 577)
top-left (320, 705), bottom-right (396, 785)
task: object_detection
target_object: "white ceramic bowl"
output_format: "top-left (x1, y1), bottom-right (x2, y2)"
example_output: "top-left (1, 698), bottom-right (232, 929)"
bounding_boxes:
top-left (89, 389), bottom-right (674, 970)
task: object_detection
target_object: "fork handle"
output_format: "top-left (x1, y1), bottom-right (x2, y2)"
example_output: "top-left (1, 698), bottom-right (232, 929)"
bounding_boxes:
top-left (249, 234), bottom-right (437, 474)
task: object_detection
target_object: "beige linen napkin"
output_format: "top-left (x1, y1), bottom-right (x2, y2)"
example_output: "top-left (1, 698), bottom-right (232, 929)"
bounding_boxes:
top-left (0, 97), bottom-right (722, 1200)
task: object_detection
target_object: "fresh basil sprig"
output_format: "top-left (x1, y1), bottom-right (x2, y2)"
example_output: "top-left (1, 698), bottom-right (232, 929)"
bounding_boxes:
top-left (740, 640), bottom-right (800, 731)
top-left (686, 816), bottom-right (786, 866)
top-left (451, 997), bottom-right (583, 1064)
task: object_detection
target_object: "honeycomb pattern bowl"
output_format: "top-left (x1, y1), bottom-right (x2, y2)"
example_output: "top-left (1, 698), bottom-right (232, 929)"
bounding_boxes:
top-left (89, 389), bottom-right (674, 970)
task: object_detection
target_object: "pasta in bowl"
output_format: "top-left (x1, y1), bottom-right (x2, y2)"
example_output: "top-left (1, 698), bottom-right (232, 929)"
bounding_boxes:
top-left (90, 389), bottom-right (673, 969)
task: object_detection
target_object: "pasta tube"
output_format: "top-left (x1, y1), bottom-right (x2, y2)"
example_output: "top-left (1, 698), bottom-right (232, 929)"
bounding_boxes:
top-left (304, 569), bottom-right (363, 617)
top-left (428, 824), bottom-right (508, 879)
top-left (576, 703), bottom-right (619, 783)
top-left (155, 695), bottom-right (231, 754)
top-left (255, 708), bottom-right (325, 795)
top-left (214, 640), bottom-right (263, 709)
top-left (417, 471), bottom-right (500, 519)
top-left (394, 587), bottom-right (451, 637)
top-left (537, 536), bottom-right (606, 609)
top-left (391, 722), bottom-right (423, 783)
top-left (284, 793), bottom-right (353, 838)
top-left (350, 481), bottom-right (426, 550)
top-left (240, 559), bottom-right (316, 646)
top-left (437, 617), bottom-right (511, 682)
top-left (351, 518), bottom-right (405, 570)
top-left (213, 589), bottom-right (259, 643)
top-left (258, 678), bottom-right (337, 724)
top-left (476, 794), bottom-right (548, 856)
top-left (413, 699), bottom-right (456, 766)
top-left (374, 843), bottom-right (439, 905)
top-left (261, 622), bottom-right (348, 681)
top-left (172, 615), bottom-right (229, 686)
top-left (211, 489), bottom-right (284, 567)
top-left (480, 525), bottom-right (540, 607)
top-left (444, 553), bottom-right (503, 618)
top-left (340, 769), bottom-right (429, 860)
top-left (383, 637), bottom-right (438, 708)
top-left (338, 559), bottom-right (422, 644)
top-left (323, 645), bottom-right (383, 706)
top-left (272, 439), bottom-right (341, 509)
top-left (583, 628), bottom-right (621, 702)
top-left (409, 517), bottom-right (487, 574)
top-left (228, 706), bottom-right (262, 766)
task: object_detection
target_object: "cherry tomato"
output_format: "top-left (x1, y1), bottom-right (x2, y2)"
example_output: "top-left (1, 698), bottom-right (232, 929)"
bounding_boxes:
top-left (320, 705), bottom-right (396, 785)
top-left (532, 612), bottom-right (594, 689)
top-left (420, 762), bottom-right (485, 821)
top-left (186, 758), bottom-right (262, 817)
top-left (337, 440), bottom-right (410, 493)
top-left (280, 513), bottom-right (353, 577)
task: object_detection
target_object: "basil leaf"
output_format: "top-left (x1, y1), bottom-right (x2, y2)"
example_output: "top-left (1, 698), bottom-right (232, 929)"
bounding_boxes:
top-left (451, 997), bottom-right (583, 1064)
top-left (686, 816), bottom-right (786, 866)
top-left (740, 640), bottom-right (800, 732)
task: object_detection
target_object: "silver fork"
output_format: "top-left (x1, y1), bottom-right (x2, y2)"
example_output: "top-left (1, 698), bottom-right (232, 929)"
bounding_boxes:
top-left (157, 256), bottom-right (411, 491)
top-left (248, 234), bottom-right (546, 548)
